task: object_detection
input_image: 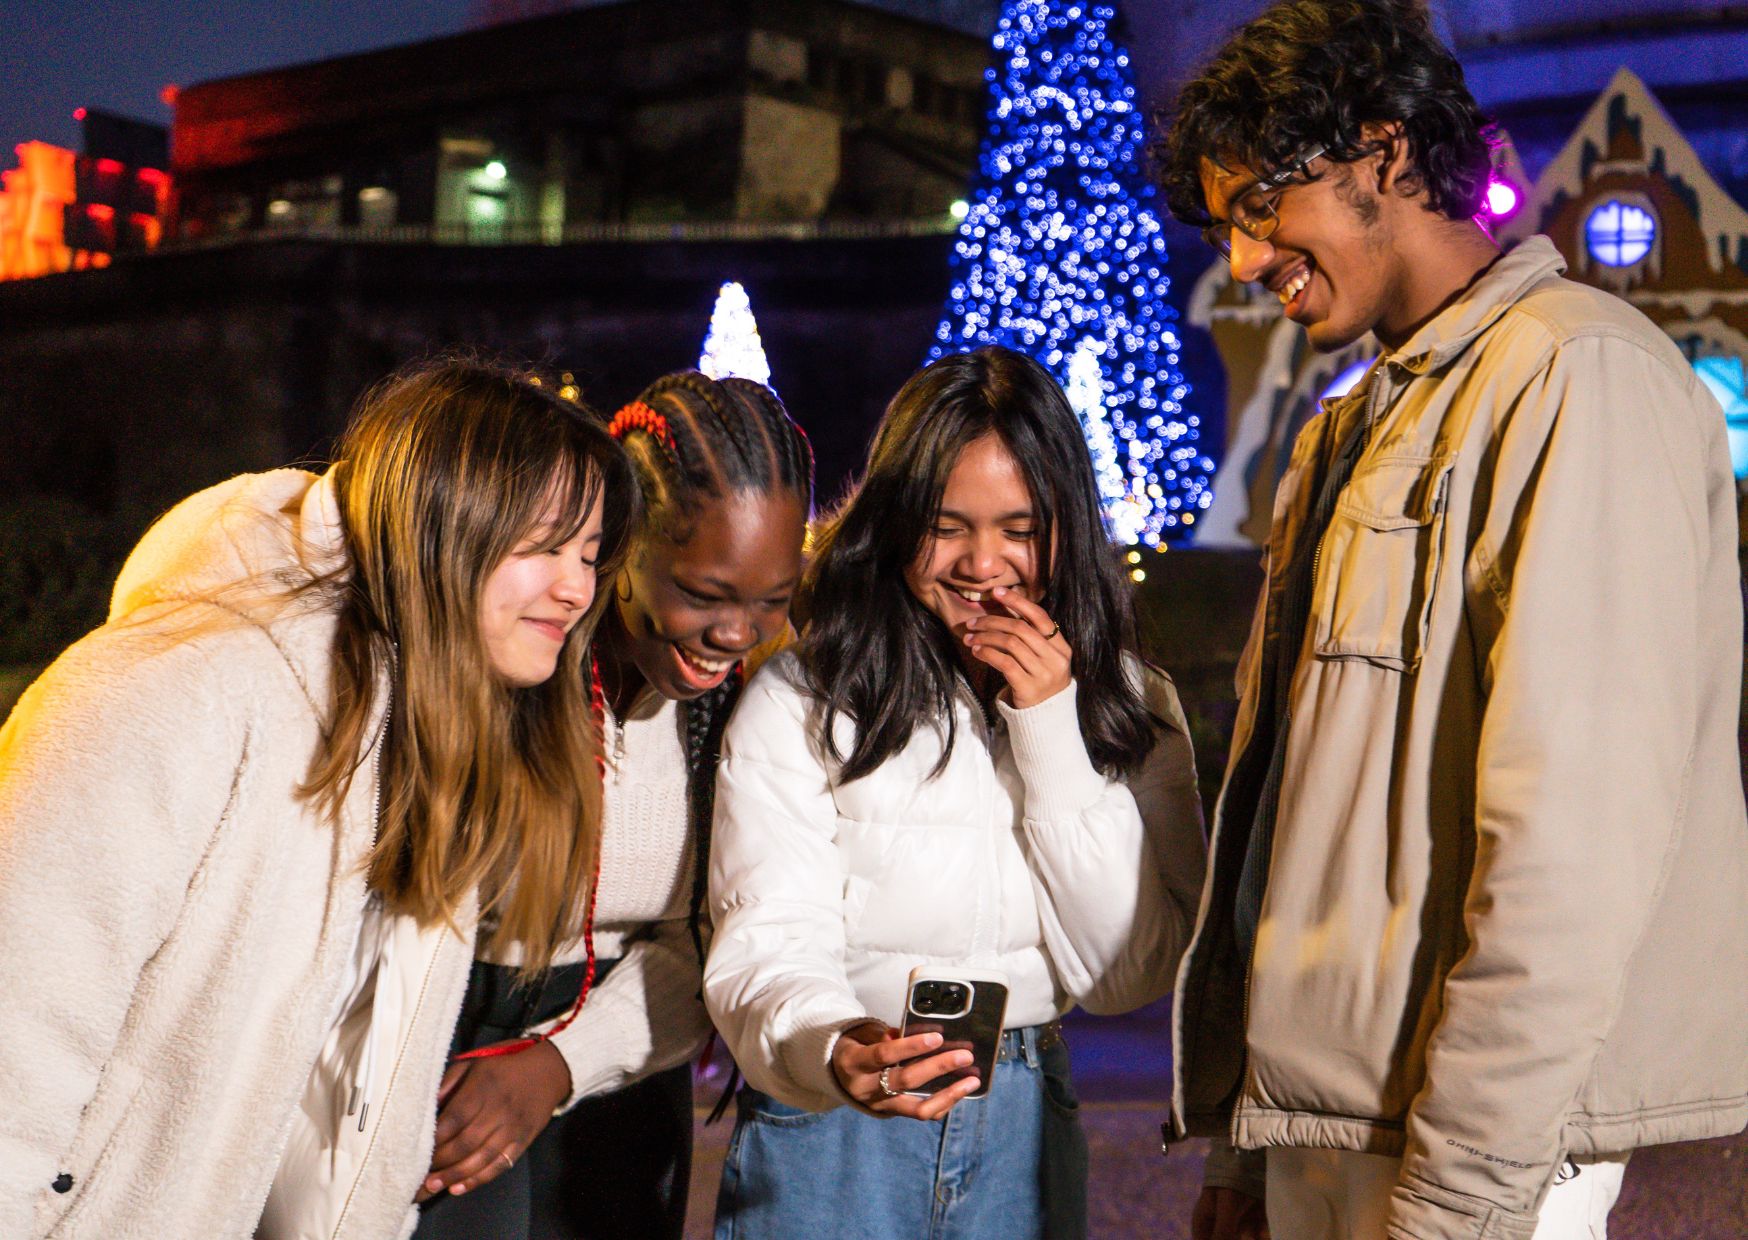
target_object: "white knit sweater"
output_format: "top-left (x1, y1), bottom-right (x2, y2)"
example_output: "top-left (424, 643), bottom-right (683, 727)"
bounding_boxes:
top-left (484, 687), bottom-right (712, 1107)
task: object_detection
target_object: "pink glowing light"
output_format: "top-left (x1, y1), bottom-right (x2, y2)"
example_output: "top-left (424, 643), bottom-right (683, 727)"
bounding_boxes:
top-left (1485, 178), bottom-right (1520, 219)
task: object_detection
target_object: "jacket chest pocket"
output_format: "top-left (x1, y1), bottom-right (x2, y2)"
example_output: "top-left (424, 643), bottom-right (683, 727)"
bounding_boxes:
top-left (1311, 455), bottom-right (1454, 673)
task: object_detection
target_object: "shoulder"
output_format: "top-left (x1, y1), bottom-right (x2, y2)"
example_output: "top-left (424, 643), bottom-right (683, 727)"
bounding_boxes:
top-left (1121, 653), bottom-right (1190, 736)
top-left (9, 608), bottom-right (320, 747)
top-left (725, 649), bottom-right (815, 744)
top-left (1498, 277), bottom-right (1693, 385)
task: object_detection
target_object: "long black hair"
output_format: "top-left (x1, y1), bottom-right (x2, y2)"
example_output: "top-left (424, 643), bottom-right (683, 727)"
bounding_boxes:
top-left (800, 346), bottom-right (1154, 783)
top-left (608, 370), bottom-right (813, 967)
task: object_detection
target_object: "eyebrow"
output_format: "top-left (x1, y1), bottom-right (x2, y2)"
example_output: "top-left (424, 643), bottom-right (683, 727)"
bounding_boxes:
top-left (675, 573), bottom-right (800, 595)
top-left (937, 507), bottom-right (1036, 522)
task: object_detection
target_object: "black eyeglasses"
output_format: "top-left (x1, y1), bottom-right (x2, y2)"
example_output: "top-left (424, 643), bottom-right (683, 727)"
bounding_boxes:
top-left (1201, 145), bottom-right (1327, 259)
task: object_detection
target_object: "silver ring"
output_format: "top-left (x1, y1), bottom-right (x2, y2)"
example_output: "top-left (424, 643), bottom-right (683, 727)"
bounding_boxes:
top-left (496, 1149), bottom-right (515, 1172)
top-left (877, 1066), bottom-right (900, 1098)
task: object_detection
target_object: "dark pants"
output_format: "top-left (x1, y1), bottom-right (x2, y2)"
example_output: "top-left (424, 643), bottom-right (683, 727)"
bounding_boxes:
top-left (412, 958), bottom-right (694, 1240)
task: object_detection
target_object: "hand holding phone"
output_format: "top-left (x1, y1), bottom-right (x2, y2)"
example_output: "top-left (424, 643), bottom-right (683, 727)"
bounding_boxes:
top-left (829, 1022), bottom-right (980, 1120)
top-left (897, 966), bottom-right (1009, 1099)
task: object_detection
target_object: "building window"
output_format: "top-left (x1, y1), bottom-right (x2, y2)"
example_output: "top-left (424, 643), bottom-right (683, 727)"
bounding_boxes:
top-left (358, 185), bottom-right (397, 228)
top-left (1694, 355), bottom-right (1748, 479)
top-left (1584, 200), bottom-right (1656, 267)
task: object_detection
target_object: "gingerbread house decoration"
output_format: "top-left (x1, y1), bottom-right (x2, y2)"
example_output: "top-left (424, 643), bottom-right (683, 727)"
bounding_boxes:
top-left (1499, 66), bottom-right (1748, 479)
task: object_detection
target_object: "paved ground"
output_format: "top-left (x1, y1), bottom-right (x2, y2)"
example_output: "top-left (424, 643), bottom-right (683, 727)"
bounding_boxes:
top-left (683, 1002), bottom-right (1748, 1238)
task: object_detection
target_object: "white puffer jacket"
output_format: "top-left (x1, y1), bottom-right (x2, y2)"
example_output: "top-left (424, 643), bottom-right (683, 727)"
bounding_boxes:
top-left (0, 471), bottom-right (475, 1239)
top-left (704, 649), bottom-right (1206, 1112)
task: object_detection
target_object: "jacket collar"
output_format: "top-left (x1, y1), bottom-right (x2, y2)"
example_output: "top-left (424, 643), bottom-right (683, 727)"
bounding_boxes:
top-left (1383, 235), bottom-right (1566, 376)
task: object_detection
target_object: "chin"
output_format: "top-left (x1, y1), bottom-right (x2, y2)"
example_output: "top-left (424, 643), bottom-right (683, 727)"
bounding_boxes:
top-left (1301, 312), bottom-right (1364, 351)
top-left (499, 655), bottom-right (559, 689)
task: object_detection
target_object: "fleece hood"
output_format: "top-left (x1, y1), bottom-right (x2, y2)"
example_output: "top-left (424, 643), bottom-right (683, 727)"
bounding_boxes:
top-left (109, 469), bottom-right (345, 624)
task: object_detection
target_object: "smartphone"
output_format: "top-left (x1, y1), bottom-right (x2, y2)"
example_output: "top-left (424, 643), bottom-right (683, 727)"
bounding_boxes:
top-left (897, 965), bottom-right (1009, 1099)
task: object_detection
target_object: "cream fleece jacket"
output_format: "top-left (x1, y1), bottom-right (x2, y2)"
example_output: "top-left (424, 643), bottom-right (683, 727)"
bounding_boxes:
top-left (0, 470), bottom-right (475, 1239)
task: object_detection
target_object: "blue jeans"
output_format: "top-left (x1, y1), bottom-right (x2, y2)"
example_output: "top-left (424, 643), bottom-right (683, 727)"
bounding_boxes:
top-left (714, 1025), bottom-right (1088, 1240)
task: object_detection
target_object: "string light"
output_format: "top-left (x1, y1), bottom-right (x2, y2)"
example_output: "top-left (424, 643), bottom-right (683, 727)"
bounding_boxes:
top-left (698, 281), bottom-right (773, 388)
top-left (929, 1), bottom-right (1212, 545)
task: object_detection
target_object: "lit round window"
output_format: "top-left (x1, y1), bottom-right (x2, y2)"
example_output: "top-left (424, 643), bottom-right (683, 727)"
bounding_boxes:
top-left (1585, 200), bottom-right (1656, 267)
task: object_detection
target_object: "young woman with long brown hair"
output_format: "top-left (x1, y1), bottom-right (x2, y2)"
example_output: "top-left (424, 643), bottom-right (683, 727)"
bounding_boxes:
top-left (411, 370), bottom-right (813, 1240)
top-left (0, 359), bottom-right (636, 1240)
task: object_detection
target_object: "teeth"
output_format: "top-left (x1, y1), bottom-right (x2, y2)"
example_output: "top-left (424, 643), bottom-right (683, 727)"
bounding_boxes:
top-left (679, 649), bottom-right (731, 674)
top-left (951, 587), bottom-right (985, 602)
top-left (1278, 267), bottom-right (1312, 304)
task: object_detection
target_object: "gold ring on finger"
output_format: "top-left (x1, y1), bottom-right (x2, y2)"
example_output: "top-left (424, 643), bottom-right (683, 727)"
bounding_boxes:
top-left (1043, 623), bottom-right (1060, 639)
top-left (497, 1149), bottom-right (515, 1172)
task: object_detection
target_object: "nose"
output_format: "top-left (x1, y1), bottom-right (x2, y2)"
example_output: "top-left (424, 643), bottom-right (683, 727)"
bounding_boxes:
top-left (554, 557), bottom-right (597, 611)
top-left (1228, 228), bottom-right (1274, 284)
top-left (957, 529), bottom-right (1006, 583)
top-left (704, 607), bottom-right (757, 655)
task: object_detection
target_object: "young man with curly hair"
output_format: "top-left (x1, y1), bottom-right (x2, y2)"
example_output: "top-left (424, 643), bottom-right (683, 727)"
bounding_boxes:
top-left (1156, 2), bottom-right (1748, 1238)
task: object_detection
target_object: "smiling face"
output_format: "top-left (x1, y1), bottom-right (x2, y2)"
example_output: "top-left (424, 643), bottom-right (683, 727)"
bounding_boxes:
top-left (904, 433), bottom-right (1044, 641)
top-left (611, 489), bottom-right (807, 702)
top-left (1201, 151), bottom-right (1403, 352)
top-left (479, 486), bottom-right (606, 687)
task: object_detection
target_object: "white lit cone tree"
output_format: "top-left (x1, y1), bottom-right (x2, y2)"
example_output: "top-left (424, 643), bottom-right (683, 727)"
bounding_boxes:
top-left (698, 281), bottom-right (774, 388)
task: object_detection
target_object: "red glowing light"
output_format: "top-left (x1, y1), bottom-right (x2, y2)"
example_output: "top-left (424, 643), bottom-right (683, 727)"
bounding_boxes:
top-left (72, 107), bottom-right (87, 121)
top-left (1485, 178), bottom-right (1521, 219)
top-left (160, 84), bottom-right (181, 107)
top-left (136, 167), bottom-right (169, 185)
top-left (85, 203), bottom-right (115, 220)
top-left (94, 157), bottom-right (124, 176)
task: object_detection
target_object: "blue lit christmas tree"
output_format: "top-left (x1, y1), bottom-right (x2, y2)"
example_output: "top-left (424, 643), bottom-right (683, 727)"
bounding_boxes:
top-left (930, 0), bottom-right (1210, 544)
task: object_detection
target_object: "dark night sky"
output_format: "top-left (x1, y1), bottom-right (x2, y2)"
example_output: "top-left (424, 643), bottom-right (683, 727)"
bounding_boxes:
top-left (0, 1), bottom-right (1210, 166)
top-left (0, 0), bottom-right (475, 160)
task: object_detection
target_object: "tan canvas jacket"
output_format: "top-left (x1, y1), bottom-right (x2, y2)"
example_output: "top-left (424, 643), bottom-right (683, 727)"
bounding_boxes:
top-left (1171, 237), bottom-right (1748, 1240)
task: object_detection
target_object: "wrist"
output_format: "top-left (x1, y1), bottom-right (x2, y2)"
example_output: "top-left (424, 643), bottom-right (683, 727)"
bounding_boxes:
top-left (531, 1040), bottom-right (573, 1110)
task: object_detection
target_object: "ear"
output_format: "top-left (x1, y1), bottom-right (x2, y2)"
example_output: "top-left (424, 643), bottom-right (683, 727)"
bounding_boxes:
top-left (1360, 121), bottom-right (1412, 196)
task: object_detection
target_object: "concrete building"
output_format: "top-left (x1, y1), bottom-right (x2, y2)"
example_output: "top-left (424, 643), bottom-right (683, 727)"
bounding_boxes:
top-left (169, 0), bottom-right (990, 240)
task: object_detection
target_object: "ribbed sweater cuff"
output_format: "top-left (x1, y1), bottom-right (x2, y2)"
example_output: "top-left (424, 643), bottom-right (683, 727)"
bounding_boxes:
top-left (781, 1016), bottom-right (875, 1111)
top-left (547, 994), bottom-right (641, 1110)
top-left (999, 680), bottom-right (1107, 821)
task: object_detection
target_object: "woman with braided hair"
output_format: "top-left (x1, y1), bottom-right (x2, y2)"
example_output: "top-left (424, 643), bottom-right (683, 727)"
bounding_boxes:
top-left (414, 370), bottom-right (812, 1240)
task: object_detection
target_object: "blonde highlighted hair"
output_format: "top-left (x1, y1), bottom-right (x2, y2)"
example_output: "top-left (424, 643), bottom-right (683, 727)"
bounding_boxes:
top-left (303, 359), bottom-right (638, 974)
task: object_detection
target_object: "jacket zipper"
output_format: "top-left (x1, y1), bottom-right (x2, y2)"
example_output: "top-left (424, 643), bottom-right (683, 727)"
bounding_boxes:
top-left (331, 932), bottom-right (445, 1238)
top-left (329, 687), bottom-right (400, 1236)
top-left (347, 693), bottom-right (394, 1130)
top-left (1229, 371), bottom-right (1389, 1147)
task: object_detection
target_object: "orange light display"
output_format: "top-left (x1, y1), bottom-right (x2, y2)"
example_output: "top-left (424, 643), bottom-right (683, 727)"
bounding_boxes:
top-left (0, 142), bottom-right (94, 280)
top-left (0, 139), bottom-right (175, 281)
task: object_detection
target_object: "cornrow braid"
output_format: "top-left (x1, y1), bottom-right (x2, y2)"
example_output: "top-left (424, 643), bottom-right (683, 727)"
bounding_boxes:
top-left (681, 670), bottom-right (742, 967)
top-left (610, 370), bottom-right (813, 541)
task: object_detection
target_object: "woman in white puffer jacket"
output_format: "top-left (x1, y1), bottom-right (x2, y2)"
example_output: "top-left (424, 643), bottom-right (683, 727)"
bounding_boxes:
top-left (0, 361), bottom-right (636, 1239)
top-left (704, 346), bottom-right (1208, 1240)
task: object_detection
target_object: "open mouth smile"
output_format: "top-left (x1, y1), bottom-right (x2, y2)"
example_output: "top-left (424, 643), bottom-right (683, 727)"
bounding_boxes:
top-left (672, 644), bottom-right (736, 689)
top-left (1270, 259), bottom-right (1315, 317)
